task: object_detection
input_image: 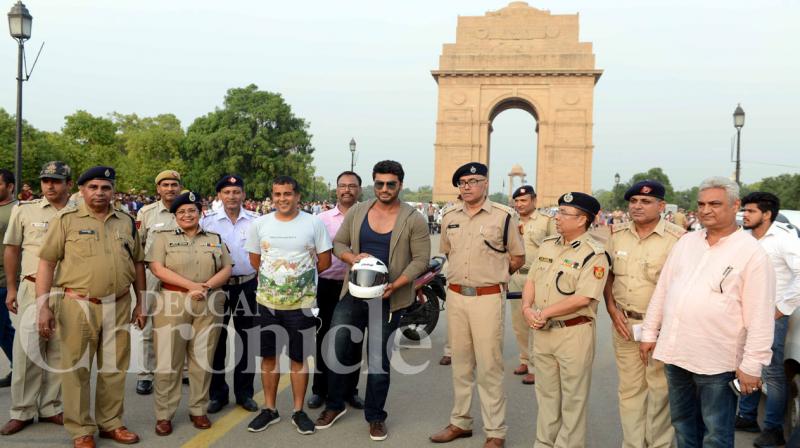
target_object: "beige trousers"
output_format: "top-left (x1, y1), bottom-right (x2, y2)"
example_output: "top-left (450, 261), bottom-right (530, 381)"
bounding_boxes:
top-left (508, 272), bottom-right (533, 369)
top-left (137, 270), bottom-right (158, 380)
top-left (446, 289), bottom-right (507, 439)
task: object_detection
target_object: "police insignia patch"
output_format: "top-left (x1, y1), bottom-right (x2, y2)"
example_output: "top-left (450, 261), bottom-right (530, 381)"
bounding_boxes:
top-left (229, 177), bottom-right (236, 183)
top-left (641, 186), bottom-right (652, 194)
top-left (469, 166), bottom-right (476, 174)
top-left (104, 169), bottom-right (111, 177)
top-left (564, 193), bottom-right (573, 203)
top-left (189, 192), bottom-right (196, 202)
top-left (593, 266), bottom-right (605, 279)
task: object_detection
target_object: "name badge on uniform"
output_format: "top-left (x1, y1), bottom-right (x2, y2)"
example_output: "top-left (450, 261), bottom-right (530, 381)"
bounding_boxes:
top-left (78, 229), bottom-right (96, 235)
top-left (32, 222), bottom-right (47, 228)
top-left (615, 250), bottom-right (627, 257)
top-left (168, 241), bottom-right (190, 247)
top-left (153, 223), bottom-right (165, 228)
top-left (447, 224), bottom-right (460, 229)
top-left (538, 256), bottom-right (553, 263)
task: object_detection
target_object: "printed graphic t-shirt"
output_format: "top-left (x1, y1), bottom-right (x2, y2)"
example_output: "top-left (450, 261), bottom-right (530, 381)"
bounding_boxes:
top-left (245, 211), bottom-right (332, 310)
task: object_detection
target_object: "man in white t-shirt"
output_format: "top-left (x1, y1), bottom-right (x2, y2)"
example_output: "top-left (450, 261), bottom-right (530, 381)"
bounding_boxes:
top-left (244, 176), bottom-right (332, 436)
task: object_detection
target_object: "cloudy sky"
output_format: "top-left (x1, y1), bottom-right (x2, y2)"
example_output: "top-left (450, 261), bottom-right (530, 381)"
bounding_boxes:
top-left (1, 0), bottom-right (797, 193)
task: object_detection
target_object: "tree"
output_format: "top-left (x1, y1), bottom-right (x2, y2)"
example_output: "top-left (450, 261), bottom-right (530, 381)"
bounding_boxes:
top-left (753, 174), bottom-right (800, 210)
top-left (629, 167), bottom-right (675, 203)
top-left (55, 110), bottom-right (121, 184)
top-left (182, 84), bottom-right (316, 198)
top-left (0, 108), bottom-right (66, 188)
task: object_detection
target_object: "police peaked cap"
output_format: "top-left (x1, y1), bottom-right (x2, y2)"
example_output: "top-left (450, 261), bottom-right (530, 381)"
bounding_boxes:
top-left (512, 185), bottom-right (536, 199)
top-left (624, 180), bottom-right (666, 201)
top-left (170, 191), bottom-right (203, 214)
top-left (77, 166), bottom-right (115, 186)
top-left (452, 162), bottom-right (488, 187)
top-left (39, 161), bottom-right (71, 180)
top-left (558, 192), bottom-right (601, 217)
top-left (216, 174), bottom-right (244, 192)
top-left (155, 170), bottom-right (181, 185)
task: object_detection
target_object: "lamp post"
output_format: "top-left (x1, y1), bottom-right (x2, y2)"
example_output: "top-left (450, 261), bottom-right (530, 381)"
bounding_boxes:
top-left (8, 1), bottom-right (32, 191)
top-left (349, 138), bottom-right (356, 172)
top-left (733, 104), bottom-right (745, 186)
top-left (614, 173), bottom-right (620, 186)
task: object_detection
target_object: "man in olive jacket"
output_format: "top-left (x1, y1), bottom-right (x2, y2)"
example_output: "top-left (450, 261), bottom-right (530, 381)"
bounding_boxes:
top-left (314, 160), bottom-right (430, 441)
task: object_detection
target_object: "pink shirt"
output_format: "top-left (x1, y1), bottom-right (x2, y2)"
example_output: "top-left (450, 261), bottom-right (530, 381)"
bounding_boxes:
top-left (318, 204), bottom-right (349, 280)
top-left (642, 228), bottom-right (775, 377)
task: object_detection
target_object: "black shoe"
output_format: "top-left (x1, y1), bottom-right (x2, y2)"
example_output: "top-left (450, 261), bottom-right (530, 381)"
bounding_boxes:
top-left (208, 398), bottom-right (229, 414)
top-left (291, 410), bottom-right (316, 435)
top-left (135, 380), bottom-right (153, 395)
top-left (236, 397), bottom-right (259, 412)
top-left (734, 415), bottom-right (760, 433)
top-left (247, 409), bottom-right (280, 433)
top-left (754, 427), bottom-right (786, 447)
top-left (0, 372), bottom-right (11, 388)
top-left (347, 394), bottom-right (365, 410)
top-left (307, 394), bottom-right (324, 409)
top-left (182, 377), bottom-right (190, 385)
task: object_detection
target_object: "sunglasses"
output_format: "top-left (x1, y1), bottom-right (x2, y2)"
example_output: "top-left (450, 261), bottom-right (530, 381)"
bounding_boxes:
top-left (374, 181), bottom-right (399, 190)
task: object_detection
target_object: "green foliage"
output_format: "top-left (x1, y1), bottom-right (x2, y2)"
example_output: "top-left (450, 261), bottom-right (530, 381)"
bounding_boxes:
top-left (752, 174), bottom-right (800, 209)
top-left (489, 191), bottom-right (509, 205)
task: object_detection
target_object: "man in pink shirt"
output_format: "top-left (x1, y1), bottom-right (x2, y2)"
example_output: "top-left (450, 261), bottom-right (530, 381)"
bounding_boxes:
top-left (307, 171), bottom-right (364, 410)
top-left (640, 176), bottom-right (775, 447)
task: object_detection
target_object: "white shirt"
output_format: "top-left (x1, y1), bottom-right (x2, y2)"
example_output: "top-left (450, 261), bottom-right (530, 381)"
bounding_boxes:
top-left (754, 221), bottom-right (800, 316)
top-left (200, 208), bottom-right (257, 277)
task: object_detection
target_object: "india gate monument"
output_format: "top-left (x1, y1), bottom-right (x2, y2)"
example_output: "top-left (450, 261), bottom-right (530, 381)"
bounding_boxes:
top-left (431, 2), bottom-right (602, 205)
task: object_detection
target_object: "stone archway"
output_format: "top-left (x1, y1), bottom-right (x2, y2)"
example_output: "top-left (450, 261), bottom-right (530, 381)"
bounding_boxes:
top-left (431, 2), bottom-right (602, 206)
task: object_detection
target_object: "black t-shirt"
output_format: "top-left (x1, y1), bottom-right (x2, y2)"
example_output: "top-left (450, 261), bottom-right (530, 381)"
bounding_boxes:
top-left (359, 217), bottom-right (391, 266)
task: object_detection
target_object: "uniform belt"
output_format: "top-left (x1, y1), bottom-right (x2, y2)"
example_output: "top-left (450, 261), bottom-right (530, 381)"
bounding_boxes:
top-left (448, 283), bottom-right (502, 297)
top-left (227, 273), bottom-right (256, 286)
top-left (23, 275), bottom-right (36, 283)
top-left (547, 316), bottom-right (592, 329)
top-left (162, 283), bottom-right (189, 293)
top-left (517, 267), bottom-right (530, 275)
top-left (618, 306), bottom-right (645, 320)
top-left (64, 288), bottom-right (126, 305)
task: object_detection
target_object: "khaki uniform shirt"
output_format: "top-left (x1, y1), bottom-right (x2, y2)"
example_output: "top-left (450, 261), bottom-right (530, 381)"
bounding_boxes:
top-left (527, 232), bottom-right (610, 320)
top-left (440, 199), bottom-right (525, 287)
top-left (519, 210), bottom-right (557, 273)
top-left (0, 200), bottom-right (18, 286)
top-left (39, 202), bottom-right (144, 298)
top-left (145, 229), bottom-right (233, 283)
top-left (673, 212), bottom-right (687, 229)
top-left (607, 218), bottom-right (685, 314)
top-left (136, 200), bottom-right (177, 255)
top-left (3, 198), bottom-right (75, 278)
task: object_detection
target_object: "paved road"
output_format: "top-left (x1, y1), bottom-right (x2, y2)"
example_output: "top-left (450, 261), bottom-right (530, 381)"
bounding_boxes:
top-left (0, 234), bottom-right (763, 447)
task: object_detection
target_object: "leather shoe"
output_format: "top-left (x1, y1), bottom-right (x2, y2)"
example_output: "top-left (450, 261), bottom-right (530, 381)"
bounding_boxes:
top-left (73, 435), bottom-right (96, 448)
top-left (236, 397), bottom-right (259, 412)
top-left (430, 424), bottom-right (473, 443)
top-left (521, 373), bottom-right (535, 385)
top-left (513, 364), bottom-right (528, 375)
top-left (135, 380), bottom-right (153, 395)
top-left (0, 372), bottom-right (11, 388)
top-left (0, 418), bottom-right (33, 435)
top-left (347, 394), bottom-right (365, 410)
top-left (207, 398), bottom-right (228, 414)
top-left (439, 356), bottom-right (451, 366)
top-left (98, 426), bottom-right (140, 444)
top-left (484, 437), bottom-right (505, 447)
top-left (155, 420), bottom-right (172, 436)
top-left (190, 414), bottom-right (212, 430)
top-left (307, 394), bottom-right (324, 409)
top-left (39, 413), bottom-right (64, 425)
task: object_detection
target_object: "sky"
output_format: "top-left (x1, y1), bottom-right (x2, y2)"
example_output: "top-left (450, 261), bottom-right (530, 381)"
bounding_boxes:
top-left (1, 0), bottom-right (798, 194)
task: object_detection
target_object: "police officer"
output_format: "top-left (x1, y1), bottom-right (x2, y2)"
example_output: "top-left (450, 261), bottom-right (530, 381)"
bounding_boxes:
top-left (603, 181), bottom-right (683, 448)
top-left (1, 162), bottom-right (73, 436)
top-left (430, 162), bottom-right (524, 448)
top-left (508, 185), bottom-right (556, 385)
top-left (521, 191), bottom-right (609, 448)
top-left (147, 191), bottom-right (232, 436)
top-left (36, 166), bottom-right (146, 448)
top-left (135, 170), bottom-right (181, 395)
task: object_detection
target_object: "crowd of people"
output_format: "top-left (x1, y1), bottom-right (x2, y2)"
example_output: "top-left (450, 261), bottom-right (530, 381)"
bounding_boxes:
top-left (0, 159), bottom-right (798, 448)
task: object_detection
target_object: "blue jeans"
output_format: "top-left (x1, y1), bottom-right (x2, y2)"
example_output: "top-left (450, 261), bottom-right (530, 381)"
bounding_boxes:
top-left (664, 364), bottom-right (736, 448)
top-left (737, 315), bottom-right (789, 431)
top-left (0, 287), bottom-right (13, 367)
top-left (325, 293), bottom-right (403, 423)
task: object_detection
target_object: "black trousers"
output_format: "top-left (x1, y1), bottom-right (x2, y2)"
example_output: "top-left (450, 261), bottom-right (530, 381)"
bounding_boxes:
top-left (209, 277), bottom-right (258, 402)
top-left (312, 277), bottom-right (360, 398)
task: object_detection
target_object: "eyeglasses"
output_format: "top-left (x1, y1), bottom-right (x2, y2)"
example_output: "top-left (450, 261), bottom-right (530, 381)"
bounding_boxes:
top-left (175, 209), bottom-right (199, 217)
top-left (374, 181), bottom-right (399, 190)
top-left (457, 178), bottom-right (486, 188)
top-left (337, 183), bottom-right (360, 190)
top-left (555, 210), bottom-right (582, 218)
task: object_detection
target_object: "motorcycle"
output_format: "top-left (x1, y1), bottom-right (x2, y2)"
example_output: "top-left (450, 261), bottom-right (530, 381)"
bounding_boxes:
top-left (398, 255), bottom-right (447, 341)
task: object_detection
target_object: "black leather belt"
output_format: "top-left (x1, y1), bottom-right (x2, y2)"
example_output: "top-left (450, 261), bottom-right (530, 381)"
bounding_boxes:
top-left (617, 304), bottom-right (645, 320)
top-left (227, 273), bottom-right (256, 286)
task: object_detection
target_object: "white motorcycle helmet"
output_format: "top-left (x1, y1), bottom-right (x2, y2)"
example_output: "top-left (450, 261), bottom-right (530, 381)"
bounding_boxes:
top-left (349, 257), bottom-right (389, 299)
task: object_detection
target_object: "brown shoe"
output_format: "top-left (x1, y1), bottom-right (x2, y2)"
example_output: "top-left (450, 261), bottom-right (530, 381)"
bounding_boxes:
top-left (315, 408), bottom-right (347, 429)
top-left (98, 426), bottom-right (140, 444)
top-left (369, 421), bottom-right (388, 441)
top-left (513, 364), bottom-right (528, 375)
top-left (430, 424), bottom-right (473, 443)
top-left (155, 420), bottom-right (172, 436)
top-left (39, 413), bottom-right (64, 425)
top-left (189, 414), bottom-right (212, 429)
top-left (484, 437), bottom-right (505, 447)
top-left (439, 356), bottom-right (452, 366)
top-left (73, 435), bottom-right (96, 448)
top-left (0, 418), bottom-right (34, 435)
top-left (522, 373), bottom-right (536, 385)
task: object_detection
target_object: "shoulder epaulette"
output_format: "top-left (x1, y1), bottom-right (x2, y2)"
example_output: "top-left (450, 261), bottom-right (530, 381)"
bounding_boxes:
top-left (664, 222), bottom-right (686, 239)
top-left (538, 209), bottom-right (553, 219)
top-left (612, 222), bottom-right (630, 234)
top-left (441, 204), bottom-right (460, 216)
top-left (543, 234), bottom-right (560, 242)
top-left (18, 198), bottom-right (42, 206)
top-left (585, 237), bottom-right (606, 255)
top-left (59, 206), bottom-right (79, 216)
top-left (490, 202), bottom-right (515, 215)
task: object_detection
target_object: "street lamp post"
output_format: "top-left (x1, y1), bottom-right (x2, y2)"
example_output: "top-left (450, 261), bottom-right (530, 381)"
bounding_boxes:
top-left (7, 1), bottom-right (32, 191)
top-left (733, 104), bottom-right (745, 186)
top-left (614, 173), bottom-right (620, 186)
top-left (349, 138), bottom-right (356, 172)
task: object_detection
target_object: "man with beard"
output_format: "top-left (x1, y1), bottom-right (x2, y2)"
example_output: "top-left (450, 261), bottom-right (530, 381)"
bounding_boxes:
top-left (1, 162), bottom-right (74, 436)
top-left (134, 170), bottom-right (181, 395)
top-left (734, 192), bottom-right (800, 447)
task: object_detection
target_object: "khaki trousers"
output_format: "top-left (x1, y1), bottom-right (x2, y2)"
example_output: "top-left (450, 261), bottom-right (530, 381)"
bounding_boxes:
top-left (59, 293), bottom-right (131, 439)
top-left (152, 290), bottom-right (224, 420)
top-left (137, 270), bottom-right (158, 380)
top-left (533, 321), bottom-right (594, 448)
top-left (508, 272), bottom-right (533, 369)
top-left (447, 289), bottom-right (507, 439)
top-left (612, 318), bottom-right (673, 448)
top-left (9, 279), bottom-right (62, 420)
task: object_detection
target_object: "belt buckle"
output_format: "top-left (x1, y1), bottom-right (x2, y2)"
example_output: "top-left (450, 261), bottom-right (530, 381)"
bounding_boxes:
top-left (461, 286), bottom-right (477, 296)
top-left (548, 320), bottom-right (565, 329)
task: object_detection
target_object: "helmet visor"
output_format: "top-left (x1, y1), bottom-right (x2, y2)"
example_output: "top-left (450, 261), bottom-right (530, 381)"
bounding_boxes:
top-left (349, 269), bottom-right (389, 288)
